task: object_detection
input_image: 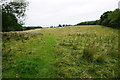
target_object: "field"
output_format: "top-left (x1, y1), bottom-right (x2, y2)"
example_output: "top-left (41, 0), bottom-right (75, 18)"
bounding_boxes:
top-left (2, 25), bottom-right (119, 78)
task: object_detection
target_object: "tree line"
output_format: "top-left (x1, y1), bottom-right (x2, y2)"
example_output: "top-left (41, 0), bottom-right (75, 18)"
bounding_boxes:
top-left (77, 9), bottom-right (120, 28)
top-left (99, 9), bottom-right (120, 28)
top-left (76, 20), bottom-right (98, 25)
top-left (2, 0), bottom-right (120, 32)
top-left (23, 26), bottom-right (42, 30)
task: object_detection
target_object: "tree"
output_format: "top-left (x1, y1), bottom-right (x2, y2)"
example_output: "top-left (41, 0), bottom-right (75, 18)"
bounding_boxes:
top-left (99, 11), bottom-right (112, 25)
top-left (76, 20), bottom-right (99, 25)
top-left (2, 0), bottom-right (29, 31)
top-left (2, 0), bottom-right (28, 24)
top-left (58, 24), bottom-right (62, 27)
top-left (108, 9), bottom-right (120, 28)
top-left (99, 9), bottom-right (120, 28)
top-left (2, 12), bottom-right (23, 31)
top-left (63, 24), bottom-right (65, 27)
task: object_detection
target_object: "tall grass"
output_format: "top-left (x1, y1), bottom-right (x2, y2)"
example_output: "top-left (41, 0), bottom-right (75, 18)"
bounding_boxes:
top-left (2, 25), bottom-right (119, 78)
top-left (54, 26), bottom-right (118, 78)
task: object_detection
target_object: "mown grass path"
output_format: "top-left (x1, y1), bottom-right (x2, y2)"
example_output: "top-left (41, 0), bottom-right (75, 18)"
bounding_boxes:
top-left (2, 25), bottom-right (119, 78)
top-left (35, 33), bottom-right (56, 78)
top-left (2, 32), bottom-right (57, 78)
top-left (28, 33), bottom-right (57, 78)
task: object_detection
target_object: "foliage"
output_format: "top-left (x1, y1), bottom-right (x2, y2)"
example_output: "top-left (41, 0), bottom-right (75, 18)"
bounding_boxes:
top-left (58, 24), bottom-right (62, 27)
top-left (99, 11), bottom-right (112, 25)
top-left (57, 24), bottom-right (72, 27)
top-left (2, 12), bottom-right (23, 32)
top-left (23, 27), bottom-right (43, 30)
top-left (76, 8), bottom-right (120, 29)
top-left (2, 0), bottom-right (28, 23)
top-left (99, 9), bottom-right (120, 28)
top-left (2, 0), bottom-right (29, 32)
top-left (77, 20), bottom-right (99, 25)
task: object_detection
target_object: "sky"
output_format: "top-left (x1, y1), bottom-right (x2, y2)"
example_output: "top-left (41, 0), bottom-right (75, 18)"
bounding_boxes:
top-left (24, 0), bottom-right (120, 27)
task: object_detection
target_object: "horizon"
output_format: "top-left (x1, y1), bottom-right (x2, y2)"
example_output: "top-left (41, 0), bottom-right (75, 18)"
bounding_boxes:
top-left (25, 0), bottom-right (120, 27)
top-left (23, 20), bottom-right (97, 27)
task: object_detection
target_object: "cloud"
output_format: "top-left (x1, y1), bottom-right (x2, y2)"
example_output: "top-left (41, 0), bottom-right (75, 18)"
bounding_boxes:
top-left (25, 0), bottom-right (120, 27)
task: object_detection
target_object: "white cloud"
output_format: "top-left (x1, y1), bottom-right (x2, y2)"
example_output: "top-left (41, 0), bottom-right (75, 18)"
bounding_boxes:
top-left (25, 0), bottom-right (120, 27)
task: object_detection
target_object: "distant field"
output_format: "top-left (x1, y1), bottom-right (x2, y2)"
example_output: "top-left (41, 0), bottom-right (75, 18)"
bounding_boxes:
top-left (2, 25), bottom-right (119, 78)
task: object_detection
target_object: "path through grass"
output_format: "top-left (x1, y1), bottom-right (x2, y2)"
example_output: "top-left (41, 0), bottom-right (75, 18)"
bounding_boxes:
top-left (2, 32), bottom-right (57, 78)
top-left (2, 25), bottom-right (119, 78)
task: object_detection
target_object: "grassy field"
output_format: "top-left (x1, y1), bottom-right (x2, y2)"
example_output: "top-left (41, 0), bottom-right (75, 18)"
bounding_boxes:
top-left (2, 25), bottom-right (119, 78)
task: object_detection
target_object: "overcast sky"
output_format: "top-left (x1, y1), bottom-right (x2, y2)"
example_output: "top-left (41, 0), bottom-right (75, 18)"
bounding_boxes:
top-left (24, 0), bottom-right (120, 27)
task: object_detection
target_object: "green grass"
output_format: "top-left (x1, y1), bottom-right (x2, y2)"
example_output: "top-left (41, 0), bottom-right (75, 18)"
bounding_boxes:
top-left (2, 25), bottom-right (119, 78)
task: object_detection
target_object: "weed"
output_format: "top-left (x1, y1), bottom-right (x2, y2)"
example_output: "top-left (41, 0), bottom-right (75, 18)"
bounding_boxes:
top-left (82, 48), bottom-right (95, 62)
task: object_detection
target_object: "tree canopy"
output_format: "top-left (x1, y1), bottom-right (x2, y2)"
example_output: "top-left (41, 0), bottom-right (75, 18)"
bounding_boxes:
top-left (2, 0), bottom-right (29, 32)
top-left (77, 20), bottom-right (98, 25)
top-left (99, 9), bottom-right (120, 28)
top-left (77, 8), bottom-right (120, 28)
